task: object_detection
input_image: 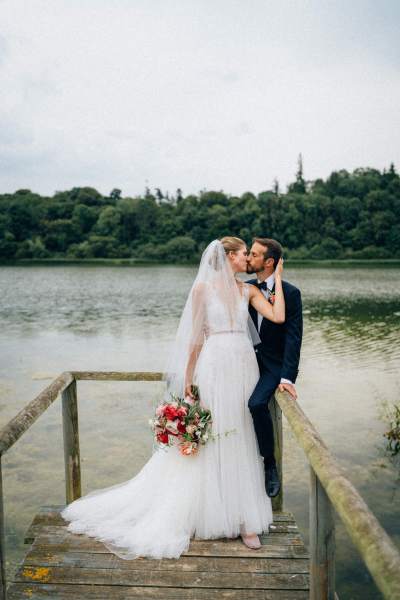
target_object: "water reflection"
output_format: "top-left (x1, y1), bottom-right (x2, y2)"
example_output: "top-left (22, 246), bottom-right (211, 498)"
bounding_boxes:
top-left (0, 265), bottom-right (399, 598)
top-left (305, 299), bottom-right (400, 370)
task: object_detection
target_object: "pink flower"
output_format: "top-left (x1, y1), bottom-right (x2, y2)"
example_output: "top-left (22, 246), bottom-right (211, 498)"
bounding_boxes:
top-left (180, 441), bottom-right (198, 456)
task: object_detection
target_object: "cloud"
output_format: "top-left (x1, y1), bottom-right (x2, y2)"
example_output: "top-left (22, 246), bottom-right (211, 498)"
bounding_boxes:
top-left (0, 0), bottom-right (399, 197)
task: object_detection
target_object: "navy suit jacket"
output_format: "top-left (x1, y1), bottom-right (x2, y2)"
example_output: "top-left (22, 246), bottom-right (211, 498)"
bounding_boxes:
top-left (248, 279), bottom-right (303, 383)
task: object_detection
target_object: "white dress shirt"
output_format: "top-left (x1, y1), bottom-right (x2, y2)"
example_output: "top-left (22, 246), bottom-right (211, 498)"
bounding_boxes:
top-left (257, 273), bottom-right (293, 386)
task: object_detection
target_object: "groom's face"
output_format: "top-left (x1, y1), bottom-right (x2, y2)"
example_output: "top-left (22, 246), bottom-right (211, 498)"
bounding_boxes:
top-left (246, 242), bottom-right (273, 274)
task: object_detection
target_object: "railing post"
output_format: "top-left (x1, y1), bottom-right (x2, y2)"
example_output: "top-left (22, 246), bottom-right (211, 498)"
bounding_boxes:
top-left (0, 456), bottom-right (6, 600)
top-left (310, 467), bottom-right (335, 600)
top-left (270, 394), bottom-right (283, 512)
top-left (62, 379), bottom-right (81, 504)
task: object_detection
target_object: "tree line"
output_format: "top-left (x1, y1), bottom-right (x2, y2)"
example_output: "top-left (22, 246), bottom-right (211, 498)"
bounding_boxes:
top-left (1, 162), bottom-right (399, 262)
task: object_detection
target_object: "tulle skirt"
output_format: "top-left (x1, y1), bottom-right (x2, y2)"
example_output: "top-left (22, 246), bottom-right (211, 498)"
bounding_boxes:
top-left (61, 332), bottom-right (273, 559)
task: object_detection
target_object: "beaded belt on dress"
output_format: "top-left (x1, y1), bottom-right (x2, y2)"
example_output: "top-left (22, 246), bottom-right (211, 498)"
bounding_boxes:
top-left (207, 329), bottom-right (246, 337)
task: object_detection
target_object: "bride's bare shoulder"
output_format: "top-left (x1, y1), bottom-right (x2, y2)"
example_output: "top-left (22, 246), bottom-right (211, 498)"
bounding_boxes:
top-left (243, 282), bottom-right (257, 298)
top-left (241, 281), bottom-right (252, 293)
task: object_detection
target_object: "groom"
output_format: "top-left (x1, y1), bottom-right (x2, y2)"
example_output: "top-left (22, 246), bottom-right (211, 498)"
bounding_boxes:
top-left (247, 238), bottom-right (302, 497)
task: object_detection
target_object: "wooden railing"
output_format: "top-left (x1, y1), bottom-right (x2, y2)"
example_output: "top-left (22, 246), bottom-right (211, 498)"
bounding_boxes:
top-left (274, 389), bottom-right (400, 600)
top-left (0, 372), bottom-right (399, 600)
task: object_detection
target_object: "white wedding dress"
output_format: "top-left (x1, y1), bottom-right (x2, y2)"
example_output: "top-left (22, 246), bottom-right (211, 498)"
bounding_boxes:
top-left (62, 243), bottom-right (272, 559)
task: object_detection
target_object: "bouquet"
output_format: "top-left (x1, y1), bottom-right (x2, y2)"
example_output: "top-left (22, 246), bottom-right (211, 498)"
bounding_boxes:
top-left (150, 385), bottom-right (212, 456)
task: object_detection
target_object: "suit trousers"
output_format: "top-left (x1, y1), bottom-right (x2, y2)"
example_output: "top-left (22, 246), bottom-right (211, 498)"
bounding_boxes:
top-left (248, 355), bottom-right (281, 464)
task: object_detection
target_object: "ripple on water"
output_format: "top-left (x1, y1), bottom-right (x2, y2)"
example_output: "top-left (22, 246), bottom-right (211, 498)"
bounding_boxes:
top-left (0, 264), bottom-right (399, 599)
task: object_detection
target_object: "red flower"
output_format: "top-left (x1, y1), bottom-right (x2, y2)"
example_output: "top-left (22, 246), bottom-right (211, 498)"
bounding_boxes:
top-left (156, 432), bottom-right (169, 444)
top-left (164, 405), bottom-right (179, 420)
top-left (177, 421), bottom-right (186, 434)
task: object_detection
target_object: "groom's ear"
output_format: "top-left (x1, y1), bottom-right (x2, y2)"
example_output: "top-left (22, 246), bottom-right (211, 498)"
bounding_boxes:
top-left (264, 257), bottom-right (274, 269)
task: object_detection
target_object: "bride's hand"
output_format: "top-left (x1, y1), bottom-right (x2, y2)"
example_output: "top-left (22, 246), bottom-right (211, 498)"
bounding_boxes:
top-left (275, 257), bottom-right (284, 277)
top-left (185, 383), bottom-right (195, 400)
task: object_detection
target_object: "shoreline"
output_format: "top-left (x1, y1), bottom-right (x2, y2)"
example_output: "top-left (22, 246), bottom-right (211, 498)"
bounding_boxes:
top-left (1, 258), bottom-right (400, 268)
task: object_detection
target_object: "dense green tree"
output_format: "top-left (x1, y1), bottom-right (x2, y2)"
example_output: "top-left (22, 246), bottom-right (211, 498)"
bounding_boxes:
top-left (288, 154), bottom-right (306, 194)
top-left (0, 164), bottom-right (399, 261)
top-left (110, 188), bottom-right (122, 201)
top-left (94, 206), bottom-right (121, 236)
top-left (0, 211), bottom-right (17, 258)
top-left (72, 204), bottom-right (98, 235)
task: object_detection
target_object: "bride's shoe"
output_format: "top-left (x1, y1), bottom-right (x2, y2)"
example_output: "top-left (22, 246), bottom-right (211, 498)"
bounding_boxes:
top-left (240, 532), bottom-right (261, 550)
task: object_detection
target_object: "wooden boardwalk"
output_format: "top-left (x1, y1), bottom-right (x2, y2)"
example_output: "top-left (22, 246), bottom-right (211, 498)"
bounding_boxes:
top-left (8, 505), bottom-right (309, 599)
top-left (3, 373), bottom-right (400, 597)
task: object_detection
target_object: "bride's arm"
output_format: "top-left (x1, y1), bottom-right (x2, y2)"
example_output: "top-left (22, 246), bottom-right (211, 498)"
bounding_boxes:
top-left (248, 258), bottom-right (285, 324)
top-left (184, 348), bottom-right (202, 399)
top-left (184, 283), bottom-right (206, 398)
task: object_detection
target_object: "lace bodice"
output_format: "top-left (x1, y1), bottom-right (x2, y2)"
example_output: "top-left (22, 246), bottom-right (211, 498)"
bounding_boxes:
top-left (205, 283), bottom-right (250, 335)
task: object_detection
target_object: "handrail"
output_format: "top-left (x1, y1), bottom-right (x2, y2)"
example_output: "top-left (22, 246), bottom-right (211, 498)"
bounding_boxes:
top-left (71, 371), bottom-right (164, 381)
top-left (0, 372), bottom-right (163, 455)
top-left (0, 372), bottom-right (74, 455)
top-left (0, 371), bottom-right (164, 600)
top-left (275, 389), bottom-right (400, 599)
top-left (1, 373), bottom-right (399, 600)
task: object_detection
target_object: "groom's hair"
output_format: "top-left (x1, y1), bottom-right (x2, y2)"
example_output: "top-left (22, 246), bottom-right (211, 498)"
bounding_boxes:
top-left (253, 238), bottom-right (283, 269)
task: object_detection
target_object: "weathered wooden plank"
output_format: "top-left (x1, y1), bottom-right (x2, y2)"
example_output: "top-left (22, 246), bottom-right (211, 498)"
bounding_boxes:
top-left (269, 524), bottom-right (299, 534)
top-left (16, 564), bottom-right (309, 590)
top-left (7, 582), bottom-right (310, 600)
top-left (13, 503), bottom-right (310, 599)
top-left (31, 526), bottom-right (307, 555)
top-left (24, 517), bottom-right (299, 544)
top-left (270, 513), bottom-right (296, 523)
top-left (31, 506), bottom-right (294, 523)
top-left (23, 549), bottom-right (310, 574)
top-left (31, 542), bottom-right (308, 562)
top-left (310, 468), bottom-right (335, 600)
top-left (25, 519), bottom-right (298, 545)
top-left (23, 506), bottom-right (296, 544)
top-left (62, 380), bottom-right (82, 504)
top-left (0, 372), bottom-right (74, 454)
top-left (34, 524), bottom-right (303, 544)
top-left (71, 371), bottom-right (164, 381)
top-left (276, 389), bottom-right (400, 600)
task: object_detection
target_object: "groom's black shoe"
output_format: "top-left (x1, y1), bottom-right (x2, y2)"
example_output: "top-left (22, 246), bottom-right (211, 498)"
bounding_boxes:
top-left (264, 461), bottom-right (280, 498)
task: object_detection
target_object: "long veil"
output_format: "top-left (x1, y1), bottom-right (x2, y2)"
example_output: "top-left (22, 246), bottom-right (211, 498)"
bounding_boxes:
top-left (163, 239), bottom-right (259, 399)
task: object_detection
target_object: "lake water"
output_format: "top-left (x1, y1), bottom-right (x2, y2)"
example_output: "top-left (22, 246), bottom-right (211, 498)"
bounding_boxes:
top-left (1, 264), bottom-right (399, 598)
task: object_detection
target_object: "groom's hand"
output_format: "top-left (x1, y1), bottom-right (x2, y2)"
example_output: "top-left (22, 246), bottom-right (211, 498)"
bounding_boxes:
top-left (278, 382), bottom-right (297, 399)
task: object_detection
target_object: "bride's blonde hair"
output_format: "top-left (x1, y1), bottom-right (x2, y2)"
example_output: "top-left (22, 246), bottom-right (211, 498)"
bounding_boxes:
top-left (220, 236), bottom-right (246, 254)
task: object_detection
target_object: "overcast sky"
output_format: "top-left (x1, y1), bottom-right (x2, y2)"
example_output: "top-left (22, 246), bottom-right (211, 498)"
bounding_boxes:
top-left (1, 0), bottom-right (399, 197)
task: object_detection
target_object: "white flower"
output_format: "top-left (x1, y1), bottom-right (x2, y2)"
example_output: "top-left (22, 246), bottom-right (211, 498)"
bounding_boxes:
top-left (165, 419), bottom-right (179, 434)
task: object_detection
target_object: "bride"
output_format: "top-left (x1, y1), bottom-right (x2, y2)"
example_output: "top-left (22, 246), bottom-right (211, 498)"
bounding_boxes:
top-left (62, 236), bottom-right (285, 558)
